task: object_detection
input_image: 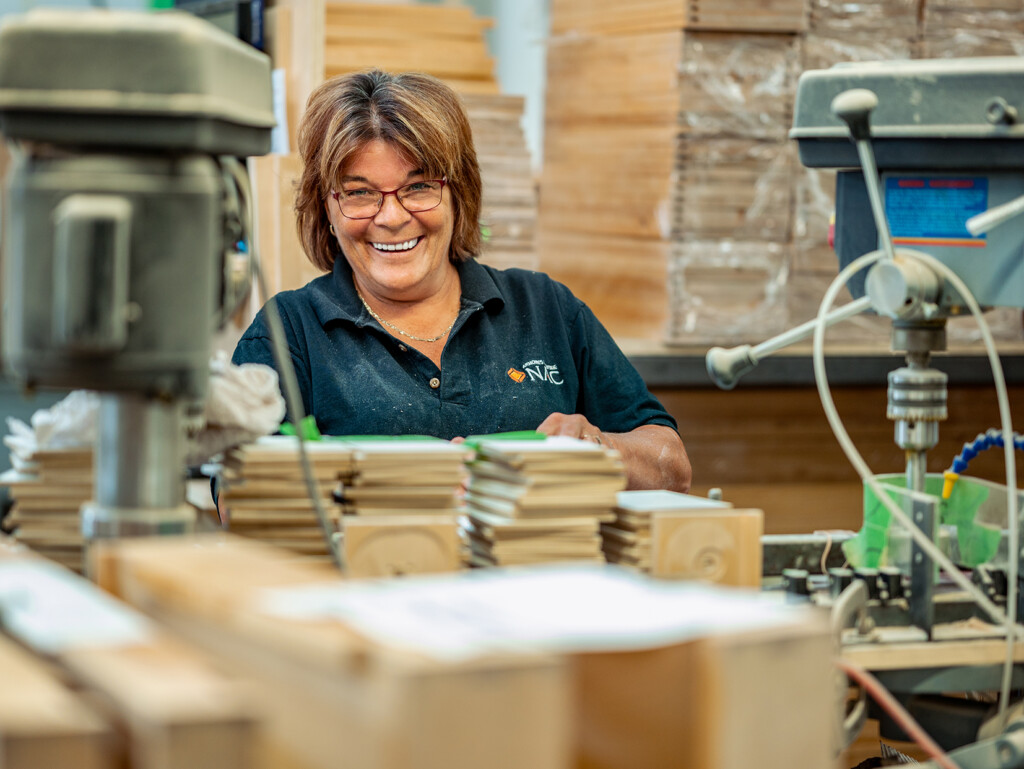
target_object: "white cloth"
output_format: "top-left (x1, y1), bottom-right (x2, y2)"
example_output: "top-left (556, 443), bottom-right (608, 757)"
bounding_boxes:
top-left (3, 390), bottom-right (99, 465)
top-left (186, 352), bottom-right (286, 463)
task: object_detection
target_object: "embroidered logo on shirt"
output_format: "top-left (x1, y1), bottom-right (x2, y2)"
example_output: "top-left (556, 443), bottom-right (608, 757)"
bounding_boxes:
top-left (507, 367), bottom-right (526, 383)
top-left (521, 359), bottom-right (564, 386)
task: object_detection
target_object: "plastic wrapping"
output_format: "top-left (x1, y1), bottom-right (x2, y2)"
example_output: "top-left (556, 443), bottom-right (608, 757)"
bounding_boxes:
top-left (802, 32), bottom-right (916, 73)
top-left (665, 240), bottom-right (790, 344)
top-left (808, 0), bottom-right (919, 37)
top-left (918, 28), bottom-right (1024, 58)
top-left (678, 32), bottom-right (801, 141)
top-left (922, 5), bottom-right (1024, 33)
top-left (3, 391), bottom-right (98, 464)
top-left (793, 167), bottom-right (836, 266)
top-left (671, 138), bottom-right (794, 242)
top-left (946, 308), bottom-right (1024, 345)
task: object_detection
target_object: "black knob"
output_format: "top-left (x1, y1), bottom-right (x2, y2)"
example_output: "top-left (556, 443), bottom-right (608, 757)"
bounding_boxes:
top-left (879, 566), bottom-right (904, 602)
top-left (829, 567), bottom-right (854, 598)
top-left (854, 567), bottom-right (881, 601)
top-left (783, 568), bottom-right (810, 597)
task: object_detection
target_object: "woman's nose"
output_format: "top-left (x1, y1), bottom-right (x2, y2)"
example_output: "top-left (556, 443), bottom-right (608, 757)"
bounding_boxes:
top-left (374, 191), bottom-right (411, 226)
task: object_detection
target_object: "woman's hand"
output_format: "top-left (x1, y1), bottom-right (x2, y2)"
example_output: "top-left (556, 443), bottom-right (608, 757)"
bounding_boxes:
top-left (535, 412), bottom-right (605, 444)
top-left (536, 413), bottom-right (692, 493)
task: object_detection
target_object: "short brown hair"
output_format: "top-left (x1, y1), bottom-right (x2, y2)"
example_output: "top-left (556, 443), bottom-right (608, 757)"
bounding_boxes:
top-left (295, 69), bottom-right (483, 272)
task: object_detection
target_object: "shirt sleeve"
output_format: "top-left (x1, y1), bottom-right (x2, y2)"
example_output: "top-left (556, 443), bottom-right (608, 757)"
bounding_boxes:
top-left (567, 302), bottom-right (678, 434)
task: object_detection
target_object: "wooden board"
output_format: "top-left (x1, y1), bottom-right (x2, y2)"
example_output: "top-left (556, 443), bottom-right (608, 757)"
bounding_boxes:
top-left (572, 618), bottom-right (833, 769)
top-left (0, 540), bottom-right (259, 769)
top-left (536, 230), bottom-right (670, 340)
top-left (342, 514), bottom-right (461, 577)
top-left (651, 508), bottom-right (763, 586)
top-left (0, 633), bottom-right (115, 769)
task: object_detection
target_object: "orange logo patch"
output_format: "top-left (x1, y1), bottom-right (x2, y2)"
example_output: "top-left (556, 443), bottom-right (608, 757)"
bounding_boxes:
top-left (507, 367), bottom-right (526, 383)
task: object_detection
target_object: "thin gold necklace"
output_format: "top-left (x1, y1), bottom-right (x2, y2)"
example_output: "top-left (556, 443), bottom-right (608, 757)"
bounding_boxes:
top-left (356, 289), bottom-right (457, 343)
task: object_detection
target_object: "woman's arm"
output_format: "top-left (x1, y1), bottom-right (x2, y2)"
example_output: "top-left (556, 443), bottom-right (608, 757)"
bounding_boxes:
top-left (535, 413), bottom-right (692, 493)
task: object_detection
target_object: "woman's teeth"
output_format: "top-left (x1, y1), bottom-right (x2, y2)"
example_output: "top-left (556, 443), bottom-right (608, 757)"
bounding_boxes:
top-left (372, 237), bottom-right (419, 252)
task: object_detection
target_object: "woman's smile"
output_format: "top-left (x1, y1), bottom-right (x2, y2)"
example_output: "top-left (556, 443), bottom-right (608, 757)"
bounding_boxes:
top-left (369, 235), bottom-right (423, 253)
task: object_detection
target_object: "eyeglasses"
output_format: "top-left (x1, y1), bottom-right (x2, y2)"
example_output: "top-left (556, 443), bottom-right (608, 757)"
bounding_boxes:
top-left (330, 178), bottom-right (447, 219)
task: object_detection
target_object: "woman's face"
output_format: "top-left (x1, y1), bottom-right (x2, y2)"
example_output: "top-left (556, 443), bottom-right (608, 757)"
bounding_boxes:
top-left (327, 139), bottom-right (455, 302)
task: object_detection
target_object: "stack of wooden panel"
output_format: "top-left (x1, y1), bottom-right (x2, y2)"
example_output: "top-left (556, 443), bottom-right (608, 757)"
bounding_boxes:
top-left (805, 0), bottom-right (919, 71)
top-left (217, 436), bottom-right (353, 563)
top-left (668, 31), bottom-right (802, 344)
top-left (335, 439), bottom-right (468, 517)
top-left (463, 437), bottom-right (626, 567)
top-left (334, 438), bottom-right (467, 578)
top-left (0, 448), bottom-right (92, 573)
top-left (252, 1), bottom-right (538, 303)
top-left (463, 92), bottom-right (539, 271)
top-left (919, 0), bottom-right (1024, 58)
top-left (601, 490), bottom-right (762, 587)
top-left (539, 2), bottom-right (805, 343)
top-left (323, 2), bottom-right (496, 93)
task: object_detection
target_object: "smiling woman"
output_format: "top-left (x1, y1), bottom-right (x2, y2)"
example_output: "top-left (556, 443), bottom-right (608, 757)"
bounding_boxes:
top-left (232, 69), bottom-right (692, 492)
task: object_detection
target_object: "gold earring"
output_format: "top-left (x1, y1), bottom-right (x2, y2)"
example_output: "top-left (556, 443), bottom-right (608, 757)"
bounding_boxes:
top-left (330, 224), bottom-right (336, 235)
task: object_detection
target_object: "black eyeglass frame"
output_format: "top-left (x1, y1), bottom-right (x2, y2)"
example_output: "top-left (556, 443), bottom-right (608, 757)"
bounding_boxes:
top-left (329, 178), bottom-right (448, 220)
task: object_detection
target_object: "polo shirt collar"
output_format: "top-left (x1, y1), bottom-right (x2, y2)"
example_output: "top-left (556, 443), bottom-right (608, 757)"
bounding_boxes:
top-left (309, 256), bottom-right (504, 329)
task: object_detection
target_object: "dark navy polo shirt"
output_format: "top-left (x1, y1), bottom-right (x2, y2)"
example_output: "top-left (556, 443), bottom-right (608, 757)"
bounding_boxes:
top-left (231, 257), bottom-right (677, 439)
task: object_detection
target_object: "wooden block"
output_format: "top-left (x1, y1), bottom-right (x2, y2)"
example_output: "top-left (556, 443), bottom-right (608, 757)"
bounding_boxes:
top-left (651, 508), bottom-right (764, 587)
top-left (93, 534), bottom-right (571, 769)
top-left (0, 633), bottom-right (116, 769)
top-left (342, 515), bottom-right (461, 578)
top-left (0, 538), bottom-right (260, 769)
top-left (573, 617), bottom-right (834, 769)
